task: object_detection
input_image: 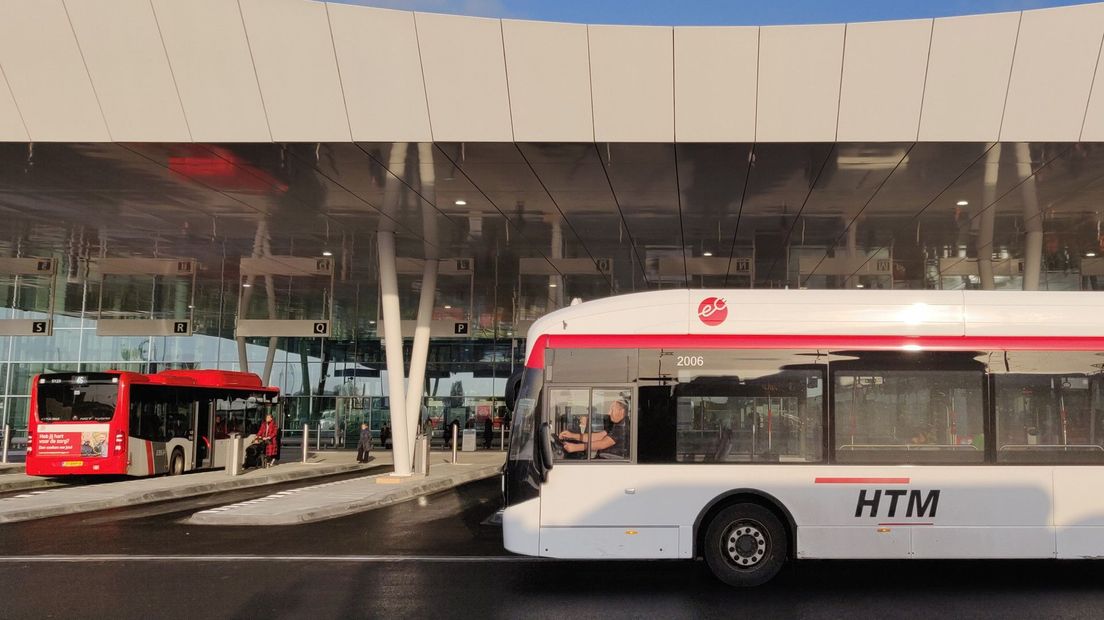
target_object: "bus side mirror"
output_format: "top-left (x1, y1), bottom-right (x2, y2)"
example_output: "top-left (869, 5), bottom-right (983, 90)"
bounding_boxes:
top-left (504, 370), bottom-right (524, 412)
top-left (538, 422), bottom-right (554, 476)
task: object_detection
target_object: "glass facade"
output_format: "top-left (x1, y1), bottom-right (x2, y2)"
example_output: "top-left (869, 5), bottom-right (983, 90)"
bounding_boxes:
top-left (0, 251), bottom-right (523, 442)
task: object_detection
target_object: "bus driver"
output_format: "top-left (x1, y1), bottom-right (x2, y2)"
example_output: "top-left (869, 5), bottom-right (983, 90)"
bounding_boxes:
top-left (558, 397), bottom-right (629, 460)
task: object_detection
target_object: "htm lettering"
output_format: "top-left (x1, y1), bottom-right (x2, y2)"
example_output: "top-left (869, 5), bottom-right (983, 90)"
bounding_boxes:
top-left (854, 489), bottom-right (940, 518)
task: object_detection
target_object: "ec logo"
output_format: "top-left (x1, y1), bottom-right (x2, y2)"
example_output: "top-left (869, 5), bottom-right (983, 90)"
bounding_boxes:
top-left (697, 297), bottom-right (728, 327)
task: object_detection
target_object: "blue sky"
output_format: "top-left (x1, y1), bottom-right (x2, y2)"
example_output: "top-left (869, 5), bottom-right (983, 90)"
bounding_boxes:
top-left (335, 0), bottom-right (1098, 25)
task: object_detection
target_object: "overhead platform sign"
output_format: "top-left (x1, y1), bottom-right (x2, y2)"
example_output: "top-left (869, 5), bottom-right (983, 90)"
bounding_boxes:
top-left (235, 256), bottom-right (334, 338)
top-left (93, 258), bottom-right (196, 336)
top-left (0, 257), bottom-right (57, 336)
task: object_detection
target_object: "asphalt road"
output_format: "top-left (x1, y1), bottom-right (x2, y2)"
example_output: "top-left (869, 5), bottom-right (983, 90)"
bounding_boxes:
top-left (3, 478), bottom-right (1104, 619)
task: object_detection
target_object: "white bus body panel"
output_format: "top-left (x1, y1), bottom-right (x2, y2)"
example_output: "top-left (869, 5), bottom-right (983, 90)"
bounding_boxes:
top-left (526, 290), bottom-right (1104, 359)
top-left (539, 526), bottom-right (680, 559)
top-left (964, 291), bottom-right (1104, 337)
top-left (537, 464), bottom-right (1070, 560)
top-left (1054, 468), bottom-right (1104, 558)
top-left (503, 497), bottom-right (541, 556)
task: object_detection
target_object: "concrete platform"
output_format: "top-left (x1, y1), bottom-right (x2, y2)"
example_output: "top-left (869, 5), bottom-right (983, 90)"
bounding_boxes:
top-left (0, 451), bottom-right (388, 524)
top-left (188, 452), bottom-right (505, 526)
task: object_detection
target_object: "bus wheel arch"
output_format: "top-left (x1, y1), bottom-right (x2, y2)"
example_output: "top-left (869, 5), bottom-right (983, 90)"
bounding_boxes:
top-left (168, 448), bottom-right (185, 476)
top-left (694, 489), bottom-right (796, 561)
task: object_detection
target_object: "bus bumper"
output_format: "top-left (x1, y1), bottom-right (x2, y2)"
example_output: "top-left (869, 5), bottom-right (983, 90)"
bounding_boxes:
top-left (503, 497), bottom-right (541, 556)
top-left (25, 455), bottom-right (127, 476)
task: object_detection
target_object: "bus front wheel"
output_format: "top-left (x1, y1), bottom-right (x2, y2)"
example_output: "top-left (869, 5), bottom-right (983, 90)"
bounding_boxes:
top-left (703, 503), bottom-right (787, 587)
top-left (169, 449), bottom-right (185, 476)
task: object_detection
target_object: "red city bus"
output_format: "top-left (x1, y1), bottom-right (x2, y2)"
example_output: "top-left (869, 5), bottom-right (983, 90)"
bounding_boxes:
top-left (26, 370), bottom-right (280, 477)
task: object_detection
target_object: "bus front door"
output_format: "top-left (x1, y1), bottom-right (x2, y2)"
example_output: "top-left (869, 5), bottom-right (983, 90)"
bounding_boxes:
top-left (193, 402), bottom-right (214, 469)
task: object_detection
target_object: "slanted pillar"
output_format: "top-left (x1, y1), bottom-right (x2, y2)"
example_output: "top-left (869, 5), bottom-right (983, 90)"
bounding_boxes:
top-left (378, 230), bottom-right (411, 476)
top-left (1016, 143), bottom-right (1043, 291)
top-left (404, 142), bottom-right (441, 464)
top-left (977, 145), bottom-right (1001, 290)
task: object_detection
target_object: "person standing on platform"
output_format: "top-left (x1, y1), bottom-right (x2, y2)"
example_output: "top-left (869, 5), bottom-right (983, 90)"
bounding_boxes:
top-left (380, 423), bottom-right (392, 450)
top-left (483, 415), bottom-right (493, 449)
top-left (356, 422), bottom-right (372, 463)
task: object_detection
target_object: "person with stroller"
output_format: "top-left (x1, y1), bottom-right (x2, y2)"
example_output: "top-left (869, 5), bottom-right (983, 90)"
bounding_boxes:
top-left (254, 412), bottom-right (280, 467)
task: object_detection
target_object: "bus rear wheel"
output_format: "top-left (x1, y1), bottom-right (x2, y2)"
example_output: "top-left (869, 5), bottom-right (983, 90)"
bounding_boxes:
top-left (169, 449), bottom-right (184, 476)
top-left (703, 503), bottom-right (787, 587)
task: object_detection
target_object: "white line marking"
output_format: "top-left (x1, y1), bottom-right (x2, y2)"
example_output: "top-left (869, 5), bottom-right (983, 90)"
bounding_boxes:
top-left (0, 554), bottom-right (541, 563)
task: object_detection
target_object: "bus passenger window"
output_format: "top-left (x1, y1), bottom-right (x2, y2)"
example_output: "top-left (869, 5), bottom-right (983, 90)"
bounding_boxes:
top-left (662, 349), bottom-right (825, 464)
top-left (832, 353), bottom-right (985, 464)
top-left (548, 387), bottom-right (632, 462)
top-left (992, 351), bottom-right (1104, 464)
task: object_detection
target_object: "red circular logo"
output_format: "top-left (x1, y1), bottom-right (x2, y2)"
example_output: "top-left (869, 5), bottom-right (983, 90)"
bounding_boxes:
top-left (697, 297), bottom-right (728, 326)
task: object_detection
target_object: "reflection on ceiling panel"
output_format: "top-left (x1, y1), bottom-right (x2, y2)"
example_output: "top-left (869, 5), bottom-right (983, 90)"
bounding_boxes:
top-left (0, 140), bottom-right (1102, 341)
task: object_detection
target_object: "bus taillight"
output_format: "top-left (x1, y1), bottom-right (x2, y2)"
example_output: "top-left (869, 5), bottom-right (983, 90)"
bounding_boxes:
top-left (26, 430), bottom-right (32, 454)
top-left (114, 430), bottom-right (125, 455)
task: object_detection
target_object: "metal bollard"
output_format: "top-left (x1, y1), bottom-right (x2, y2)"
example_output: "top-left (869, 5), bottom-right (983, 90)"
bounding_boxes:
top-left (452, 424), bottom-right (458, 464)
top-left (414, 433), bottom-right (430, 476)
top-left (302, 424), bottom-right (309, 464)
top-left (226, 433), bottom-right (242, 476)
top-left (316, 426), bottom-right (321, 451)
top-left (500, 422), bottom-right (505, 451)
top-left (1, 424), bottom-right (8, 464)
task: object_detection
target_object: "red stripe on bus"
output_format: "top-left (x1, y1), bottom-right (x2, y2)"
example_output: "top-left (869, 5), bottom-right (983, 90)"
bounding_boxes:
top-left (814, 477), bottom-right (911, 484)
top-left (524, 334), bottom-right (1104, 369)
top-left (145, 442), bottom-right (154, 475)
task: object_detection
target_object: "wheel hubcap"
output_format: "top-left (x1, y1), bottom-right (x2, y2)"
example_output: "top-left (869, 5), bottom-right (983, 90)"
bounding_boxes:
top-left (724, 521), bottom-right (768, 568)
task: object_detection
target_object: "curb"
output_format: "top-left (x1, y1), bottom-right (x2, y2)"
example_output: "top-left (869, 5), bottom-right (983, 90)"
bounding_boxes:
top-left (0, 477), bottom-right (63, 494)
top-left (188, 464), bottom-right (502, 526)
top-left (0, 461), bottom-right (378, 524)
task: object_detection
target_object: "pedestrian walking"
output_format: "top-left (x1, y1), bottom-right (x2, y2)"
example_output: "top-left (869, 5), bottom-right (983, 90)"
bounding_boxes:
top-left (356, 422), bottom-right (372, 463)
top-left (483, 416), bottom-right (493, 449)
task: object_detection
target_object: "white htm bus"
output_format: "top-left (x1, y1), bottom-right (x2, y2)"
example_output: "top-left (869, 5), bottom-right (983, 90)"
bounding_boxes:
top-left (501, 290), bottom-right (1104, 586)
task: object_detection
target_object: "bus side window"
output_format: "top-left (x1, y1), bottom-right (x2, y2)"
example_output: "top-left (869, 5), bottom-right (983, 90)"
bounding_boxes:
top-left (832, 352), bottom-right (985, 465)
top-left (993, 350), bottom-right (1104, 464)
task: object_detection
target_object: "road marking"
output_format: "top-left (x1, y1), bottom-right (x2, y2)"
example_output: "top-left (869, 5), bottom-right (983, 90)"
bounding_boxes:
top-left (0, 554), bottom-right (544, 563)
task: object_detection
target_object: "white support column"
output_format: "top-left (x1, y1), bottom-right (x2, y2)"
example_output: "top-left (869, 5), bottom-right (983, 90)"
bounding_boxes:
top-left (404, 142), bottom-right (441, 464)
top-left (378, 230), bottom-right (412, 476)
top-left (1017, 143), bottom-right (1043, 291)
top-left (404, 258), bottom-right (437, 460)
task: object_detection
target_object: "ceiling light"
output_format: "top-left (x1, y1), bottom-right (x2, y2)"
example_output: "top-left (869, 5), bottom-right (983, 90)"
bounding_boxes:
top-left (856, 284), bottom-right (864, 289)
top-left (1087, 252), bottom-right (1098, 258)
top-left (956, 200), bottom-right (969, 206)
top-left (549, 283), bottom-right (558, 288)
top-left (322, 250), bottom-right (333, 257)
top-left (242, 283), bottom-right (251, 288)
top-left (455, 199), bottom-right (467, 206)
top-left (702, 252), bottom-right (713, 257)
top-left (444, 305), bottom-right (452, 309)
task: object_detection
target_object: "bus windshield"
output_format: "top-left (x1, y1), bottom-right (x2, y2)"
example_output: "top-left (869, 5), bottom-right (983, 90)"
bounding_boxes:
top-left (37, 382), bottom-right (119, 422)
